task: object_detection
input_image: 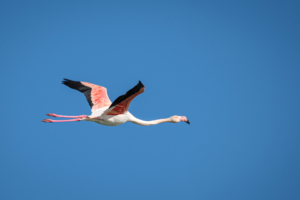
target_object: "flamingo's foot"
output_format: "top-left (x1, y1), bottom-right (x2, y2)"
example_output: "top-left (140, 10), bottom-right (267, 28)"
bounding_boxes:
top-left (46, 113), bottom-right (58, 117)
top-left (42, 119), bottom-right (53, 123)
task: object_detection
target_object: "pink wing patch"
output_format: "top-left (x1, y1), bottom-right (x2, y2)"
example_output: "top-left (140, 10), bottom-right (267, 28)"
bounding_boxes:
top-left (81, 82), bottom-right (112, 112)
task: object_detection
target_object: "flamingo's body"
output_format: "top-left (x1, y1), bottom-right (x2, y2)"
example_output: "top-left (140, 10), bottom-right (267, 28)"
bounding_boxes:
top-left (42, 79), bottom-right (190, 126)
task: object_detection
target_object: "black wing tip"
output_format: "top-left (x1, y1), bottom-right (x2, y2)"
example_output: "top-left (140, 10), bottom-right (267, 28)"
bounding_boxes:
top-left (138, 80), bottom-right (144, 87)
top-left (186, 119), bottom-right (190, 125)
top-left (62, 78), bottom-right (72, 85)
top-left (61, 78), bottom-right (93, 108)
top-left (109, 80), bottom-right (145, 108)
top-left (62, 79), bottom-right (81, 87)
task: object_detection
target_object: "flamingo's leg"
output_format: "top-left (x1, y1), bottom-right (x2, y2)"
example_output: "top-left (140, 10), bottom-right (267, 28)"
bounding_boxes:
top-left (42, 118), bottom-right (82, 123)
top-left (46, 113), bottom-right (88, 118)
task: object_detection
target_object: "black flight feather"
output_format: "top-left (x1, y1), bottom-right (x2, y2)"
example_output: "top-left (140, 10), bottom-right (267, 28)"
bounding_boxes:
top-left (109, 81), bottom-right (144, 108)
top-left (62, 78), bottom-right (93, 108)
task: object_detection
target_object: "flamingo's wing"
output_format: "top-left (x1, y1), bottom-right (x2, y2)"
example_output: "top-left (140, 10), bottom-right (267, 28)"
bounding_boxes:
top-left (62, 79), bottom-right (112, 112)
top-left (104, 81), bottom-right (145, 115)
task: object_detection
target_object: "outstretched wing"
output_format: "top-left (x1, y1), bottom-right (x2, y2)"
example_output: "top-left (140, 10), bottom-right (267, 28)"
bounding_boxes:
top-left (62, 79), bottom-right (112, 112)
top-left (105, 81), bottom-right (145, 115)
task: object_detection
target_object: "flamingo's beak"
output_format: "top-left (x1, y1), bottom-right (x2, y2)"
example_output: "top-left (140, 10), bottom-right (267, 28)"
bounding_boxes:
top-left (186, 119), bottom-right (190, 125)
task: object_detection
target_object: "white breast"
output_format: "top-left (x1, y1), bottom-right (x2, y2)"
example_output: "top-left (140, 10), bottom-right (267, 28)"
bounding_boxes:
top-left (89, 107), bottom-right (132, 126)
top-left (90, 106), bottom-right (110, 117)
top-left (88, 111), bottom-right (130, 126)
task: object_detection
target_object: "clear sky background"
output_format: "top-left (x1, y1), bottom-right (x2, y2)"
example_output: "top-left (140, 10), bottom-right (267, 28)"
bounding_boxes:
top-left (1, 0), bottom-right (299, 199)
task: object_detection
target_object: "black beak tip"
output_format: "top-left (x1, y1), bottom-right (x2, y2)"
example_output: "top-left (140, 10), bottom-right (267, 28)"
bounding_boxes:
top-left (186, 120), bottom-right (190, 125)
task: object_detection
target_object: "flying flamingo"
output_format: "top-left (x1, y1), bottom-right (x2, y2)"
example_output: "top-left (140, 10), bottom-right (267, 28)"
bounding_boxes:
top-left (42, 79), bottom-right (190, 126)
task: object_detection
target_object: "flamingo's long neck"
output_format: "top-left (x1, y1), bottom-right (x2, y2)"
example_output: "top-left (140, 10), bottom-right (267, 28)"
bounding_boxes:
top-left (128, 115), bottom-right (170, 126)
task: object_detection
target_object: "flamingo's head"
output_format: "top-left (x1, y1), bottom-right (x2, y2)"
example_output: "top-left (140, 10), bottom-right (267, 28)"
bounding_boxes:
top-left (170, 115), bottom-right (190, 125)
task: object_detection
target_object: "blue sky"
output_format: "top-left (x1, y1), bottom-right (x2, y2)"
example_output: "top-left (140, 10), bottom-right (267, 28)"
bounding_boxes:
top-left (1, 0), bottom-right (300, 199)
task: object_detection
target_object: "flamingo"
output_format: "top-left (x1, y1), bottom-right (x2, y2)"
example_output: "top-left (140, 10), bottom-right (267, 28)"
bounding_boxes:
top-left (42, 79), bottom-right (190, 126)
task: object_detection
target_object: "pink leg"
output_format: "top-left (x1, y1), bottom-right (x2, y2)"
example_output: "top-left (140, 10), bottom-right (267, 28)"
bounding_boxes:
top-left (42, 118), bottom-right (82, 123)
top-left (47, 113), bottom-right (88, 118)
